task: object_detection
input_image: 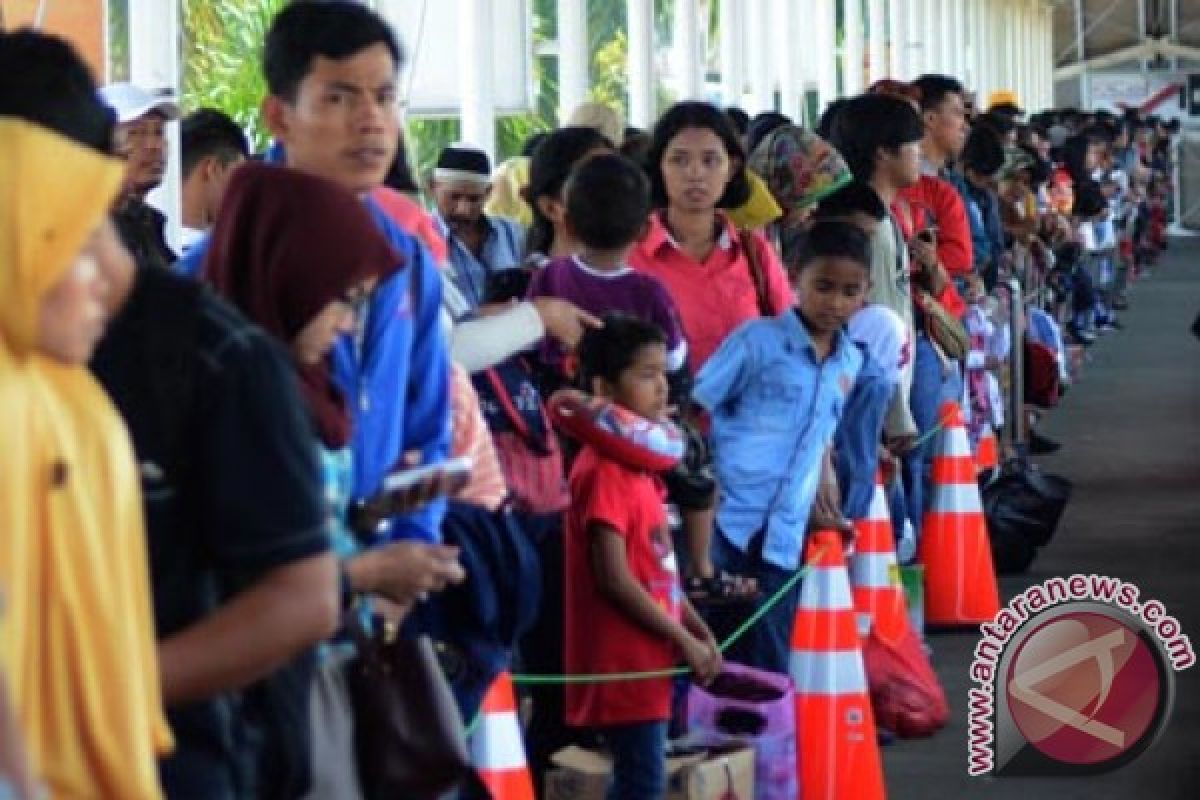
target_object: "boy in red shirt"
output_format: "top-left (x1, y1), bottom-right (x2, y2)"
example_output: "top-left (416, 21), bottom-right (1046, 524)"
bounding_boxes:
top-left (558, 314), bottom-right (720, 799)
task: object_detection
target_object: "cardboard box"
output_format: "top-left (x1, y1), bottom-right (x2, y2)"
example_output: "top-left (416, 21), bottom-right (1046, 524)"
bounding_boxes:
top-left (545, 743), bottom-right (754, 800)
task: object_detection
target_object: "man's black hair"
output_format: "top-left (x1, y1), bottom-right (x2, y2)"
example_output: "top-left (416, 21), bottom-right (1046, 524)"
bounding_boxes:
top-left (264, 1), bottom-right (403, 101)
top-left (978, 110), bottom-right (1016, 137)
top-left (912, 73), bottom-right (965, 113)
top-left (747, 111), bottom-right (792, 155)
top-left (962, 124), bottom-right (1006, 177)
top-left (521, 131), bottom-right (550, 158)
top-left (577, 312), bottom-right (666, 387)
top-left (1081, 124), bottom-right (1114, 145)
top-left (813, 181), bottom-right (888, 222)
top-left (1019, 143), bottom-right (1052, 187)
top-left (646, 101), bottom-right (751, 209)
top-left (827, 93), bottom-right (923, 182)
top-left (181, 108), bottom-right (250, 178)
top-left (726, 106), bottom-right (750, 136)
top-left (815, 98), bottom-right (847, 140)
top-left (1061, 133), bottom-right (1096, 185)
top-left (565, 153), bottom-right (651, 251)
top-left (1073, 179), bottom-right (1108, 218)
top-left (0, 29), bottom-right (114, 154)
top-left (381, 135), bottom-right (419, 192)
top-left (792, 219), bottom-right (872, 276)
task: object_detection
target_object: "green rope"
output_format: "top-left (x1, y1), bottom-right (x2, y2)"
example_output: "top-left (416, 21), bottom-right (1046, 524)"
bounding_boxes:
top-left (504, 544), bottom-right (829, 688)
top-left (912, 418), bottom-right (947, 449)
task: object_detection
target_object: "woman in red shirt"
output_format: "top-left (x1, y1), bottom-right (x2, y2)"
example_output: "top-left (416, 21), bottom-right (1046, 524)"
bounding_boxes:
top-left (628, 101), bottom-right (791, 601)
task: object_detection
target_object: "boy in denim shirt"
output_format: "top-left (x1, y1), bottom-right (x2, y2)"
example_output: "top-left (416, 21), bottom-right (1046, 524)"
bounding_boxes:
top-left (693, 220), bottom-right (870, 673)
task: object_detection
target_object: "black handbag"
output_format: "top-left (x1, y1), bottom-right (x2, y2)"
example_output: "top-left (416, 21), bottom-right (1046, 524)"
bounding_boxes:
top-left (344, 620), bottom-right (474, 800)
top-left (982, 458), bottom-right (1073, 573)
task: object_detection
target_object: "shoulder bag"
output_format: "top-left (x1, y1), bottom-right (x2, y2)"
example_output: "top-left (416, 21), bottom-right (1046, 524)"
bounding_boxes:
top-left (344, 618), bottom-right (475, 800)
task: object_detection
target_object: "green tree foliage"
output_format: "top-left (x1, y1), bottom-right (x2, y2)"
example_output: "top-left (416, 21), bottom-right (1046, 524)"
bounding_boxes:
top-left (107, 0), bottom-right (130, 82)
top-left (181, 0), bottom-right (287, 151)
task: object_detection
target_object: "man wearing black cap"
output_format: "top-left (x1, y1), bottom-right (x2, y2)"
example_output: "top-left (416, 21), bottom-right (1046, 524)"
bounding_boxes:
top-left (430, 143), bottom-right (525, 309)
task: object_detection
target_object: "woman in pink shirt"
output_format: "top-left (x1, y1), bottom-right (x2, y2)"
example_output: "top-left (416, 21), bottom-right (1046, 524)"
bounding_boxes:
top-left (629, 102), bottom-right (792, 371)
top-left (628, 101), bottom-right (791, 601)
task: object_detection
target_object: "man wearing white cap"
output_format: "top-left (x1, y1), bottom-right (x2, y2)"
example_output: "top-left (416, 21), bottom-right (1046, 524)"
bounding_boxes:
top-left (429, 144), bottom-right (525, 309)
top-left (99, 82), bottom-right (180, 272)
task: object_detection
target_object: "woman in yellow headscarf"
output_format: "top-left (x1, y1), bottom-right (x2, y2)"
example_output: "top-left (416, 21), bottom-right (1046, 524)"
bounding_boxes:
top-left (0, 117), bottom-right (172, 797)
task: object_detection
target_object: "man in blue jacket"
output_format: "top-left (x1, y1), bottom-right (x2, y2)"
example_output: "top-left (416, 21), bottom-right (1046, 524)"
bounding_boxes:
top-left (178, 3), bottom-right (451, 546)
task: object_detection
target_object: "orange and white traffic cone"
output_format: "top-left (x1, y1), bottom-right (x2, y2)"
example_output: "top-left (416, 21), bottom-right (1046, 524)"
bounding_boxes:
top-left (849, 472), bottom-right (910, 647)
top-left (918, 401), bottom-right (1001, 626)
top-left (791, 530), bottom-right (886, 800)
top-left (975, 422), bottom-right (1000, 478)
top-left (470, 672), bottom-right (535, 800)
top-left (850, 476), bottom-right (950, 738)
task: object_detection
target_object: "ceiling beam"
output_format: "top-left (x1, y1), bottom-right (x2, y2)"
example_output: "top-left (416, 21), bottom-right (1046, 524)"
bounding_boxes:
top-left (1054, 34), bottom-right (1200, 78)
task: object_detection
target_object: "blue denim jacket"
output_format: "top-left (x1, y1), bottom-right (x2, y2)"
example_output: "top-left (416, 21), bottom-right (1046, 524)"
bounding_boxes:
top-left (834, 347), bottom-right (894, 520)
top-left (694, 311), bottom-right (863, 569)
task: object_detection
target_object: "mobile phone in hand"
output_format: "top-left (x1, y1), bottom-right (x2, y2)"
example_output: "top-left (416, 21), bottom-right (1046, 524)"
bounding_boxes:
top-left (383, 456), bottom-right (474, 493)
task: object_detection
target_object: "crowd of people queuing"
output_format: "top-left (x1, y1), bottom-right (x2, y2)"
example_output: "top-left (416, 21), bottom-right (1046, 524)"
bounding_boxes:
top-left (0, 1), bottom-right (1179, 798)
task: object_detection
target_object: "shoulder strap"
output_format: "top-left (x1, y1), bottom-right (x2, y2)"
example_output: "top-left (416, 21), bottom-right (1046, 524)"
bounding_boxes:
top-left (484, 367), bottom-right (532, 441)
top-left (484, 363), bottom-right (551, 455)
top-left (738, 228), bottom-right (775, 317)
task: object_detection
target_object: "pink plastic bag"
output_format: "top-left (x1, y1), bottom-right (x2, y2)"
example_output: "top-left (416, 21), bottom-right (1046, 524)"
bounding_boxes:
top-left (686, 662), bottom-right (796, 800)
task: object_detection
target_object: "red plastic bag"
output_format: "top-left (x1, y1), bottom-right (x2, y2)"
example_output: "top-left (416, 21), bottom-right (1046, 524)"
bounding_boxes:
top-left (862, 628), bottom-right (949, 738)
top-left (1024, 340), bottom-right (1061, 409)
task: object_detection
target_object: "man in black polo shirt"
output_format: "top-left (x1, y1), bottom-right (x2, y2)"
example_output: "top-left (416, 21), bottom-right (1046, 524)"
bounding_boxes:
top-left (0, 31), bottom-right (339, 800)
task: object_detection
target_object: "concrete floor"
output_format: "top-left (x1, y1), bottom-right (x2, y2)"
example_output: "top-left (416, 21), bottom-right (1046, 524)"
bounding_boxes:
top-left (883, 239), bottom-right (1200, 799)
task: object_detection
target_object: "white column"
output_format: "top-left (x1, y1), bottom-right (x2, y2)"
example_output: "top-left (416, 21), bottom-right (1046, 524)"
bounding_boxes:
top-left (889, 0), bottom-right (909, 79)
top-left (950, 0), bottom-right (965, 79)
top-left (1074, 0), bottom-right (1090, 110)
top-left (673, 0), bottom-right (703, 99)
top-left (1034, 3), bottom-right (1045, 111)
top-left (844, 0), bottom-right (865, 94)
top-left (627, 0), bottom-right (655, 127)
top-left (868, 0), bottom-right (887, 82)
top-left (1022, 0), bottom-right (1034, 109)
top-left (1043, 3), bottom-right (1054, 110)
top-left (920, 0), bottom-right (938, 75)
top-left (816, 0), bottom-right (838, 110)
top-left (458, 0), bottom-right (495, 161)
top-left (747, 0), bottom-right (774, 113)
top-left (979, 0), bottom-right (988, 97)
top-left (938, 0), bottom-right (954, 74)
top-left (993, 0), bottom-right (1003, 97)
top-left (720, 0), bottom-right (744, 107)
top-left (965, 0), bottom-right (979, 91)
top-left (557, 0), bottom-right (588, 125)
top-left (776, 0), bottom-right (805, 120)
top-left (129, 0), bottom-right (181, 251)
top-left (1013, 1), bottom-right (1022, 94)
top-left (905, 0), bottom-right (923, 76)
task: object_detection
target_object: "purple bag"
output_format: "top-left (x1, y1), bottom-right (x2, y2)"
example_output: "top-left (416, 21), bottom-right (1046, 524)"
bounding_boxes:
top-left (686, 663), bottom-right (796, 800)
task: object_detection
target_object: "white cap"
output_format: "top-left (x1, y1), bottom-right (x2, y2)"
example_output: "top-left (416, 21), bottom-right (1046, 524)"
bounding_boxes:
top-left (99, 83), bottom-right (180, 125)
top-left (848, 304), bottom-right (911, 386)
